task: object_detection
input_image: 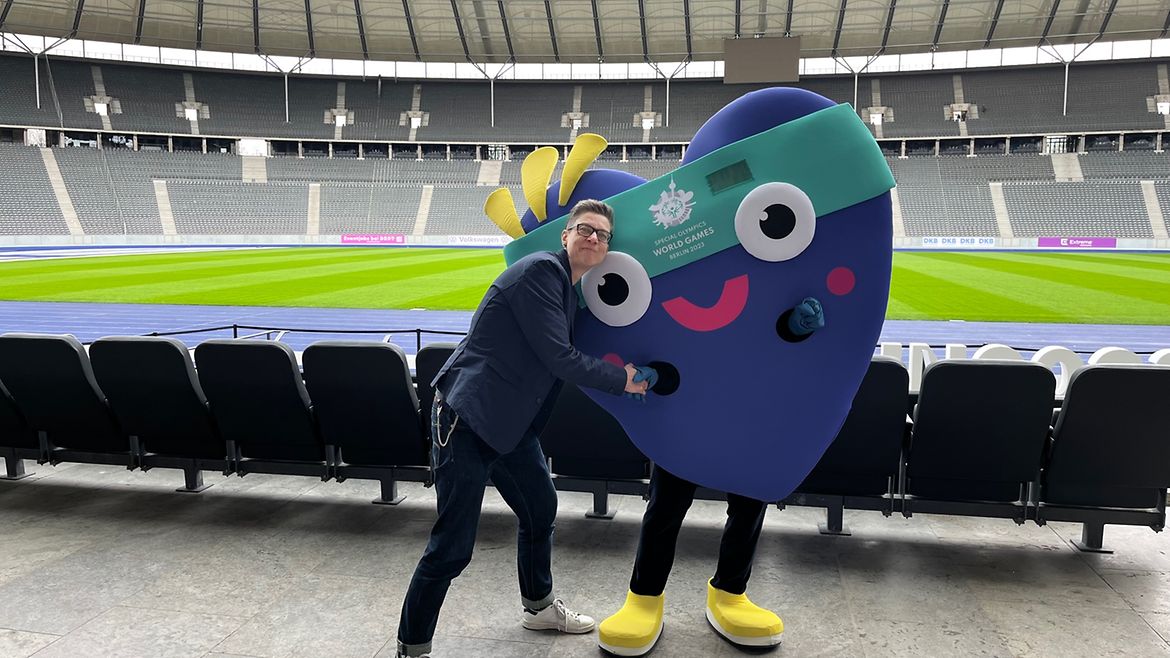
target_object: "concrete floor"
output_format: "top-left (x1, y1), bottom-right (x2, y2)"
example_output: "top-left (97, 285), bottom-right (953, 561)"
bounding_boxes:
top-left (0, 462), bottom-right (1167, 658)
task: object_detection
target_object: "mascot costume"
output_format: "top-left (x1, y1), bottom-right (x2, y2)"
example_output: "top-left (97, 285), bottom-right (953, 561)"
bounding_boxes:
top-left (483, 88), bottom-right (895, 655)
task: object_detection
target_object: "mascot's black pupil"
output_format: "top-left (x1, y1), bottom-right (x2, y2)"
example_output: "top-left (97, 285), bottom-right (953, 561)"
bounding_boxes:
top-left (598, 273), bottom-right (630, 306)
top-left (759, 203), bottom-right (796, 240)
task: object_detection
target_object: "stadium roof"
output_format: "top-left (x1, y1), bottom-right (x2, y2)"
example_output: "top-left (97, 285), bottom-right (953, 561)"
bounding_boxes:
top-left (1, 0), bottom-right (1167, 63)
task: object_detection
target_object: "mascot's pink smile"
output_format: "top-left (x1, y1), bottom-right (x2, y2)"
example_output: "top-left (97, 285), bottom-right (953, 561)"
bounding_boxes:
top-left (661, 274), bottom-right (749, 332)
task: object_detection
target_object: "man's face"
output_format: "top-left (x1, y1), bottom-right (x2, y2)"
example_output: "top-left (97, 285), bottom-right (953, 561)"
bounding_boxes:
top-left (562, 211), bottom-right (612, 271)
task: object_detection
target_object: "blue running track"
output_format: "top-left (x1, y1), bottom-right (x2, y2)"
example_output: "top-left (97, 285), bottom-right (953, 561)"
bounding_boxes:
top-left (0, 301), bottom-right (1166, 358)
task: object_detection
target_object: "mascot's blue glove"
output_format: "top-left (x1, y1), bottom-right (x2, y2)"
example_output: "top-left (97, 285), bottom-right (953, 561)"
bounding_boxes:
top-left (623, 365), bottom-right (659, 401)
top-left (787, 297), bottom-right (825, 336)
top-left (633, 365), bottom-right (659, 389)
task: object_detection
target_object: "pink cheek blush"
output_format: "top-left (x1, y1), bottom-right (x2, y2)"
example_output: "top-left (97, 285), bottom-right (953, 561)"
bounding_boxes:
top-left (826, 267), bottom-right (855, 296)
top-left (603, 353), bottom-right (625, 368)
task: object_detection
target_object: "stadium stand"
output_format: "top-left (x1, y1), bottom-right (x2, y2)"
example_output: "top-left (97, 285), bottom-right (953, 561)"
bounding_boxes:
top-left (100, 61), bottom-right (191, 135)
top-left (488, 82), bottom-right (577, 143)
top-left (1065, 62), bottom-right (1166, 134)
top-left (341, 77), bottom-right (414, 142)
top-left (0, 55), bottom-right (65, 127)
top-left (2, 145), bottom-right (1167, 236)
top-left (424, 188), bottom-right (504, 235)
top-left (877, 73), bottom-right (960, 138)
top-left (319, 183), bottom-right (422, 234)
top-left (418, 82), bottom-right (496, 142)
top-left (191, 68), bottom-right (297, 139)
top-left (1079, 150), bottom-right (1170, 179)
top-left (887, 157), bottom-right (1001, 237)
top-left (3, 54), bottom-right (1166, 142)
top-left (962, 66), bottom-right (1067, 135)
top-left (44, 59), bottom-right (105, 132)
top-left (1002, 180), bottom-right (1154, 238)
top-left (579, 82), bottom-right (648, 143)
top-left (168, 180), bottom-right (309, 234)
top-left (52, 146), bottom-right (127, 233)
top-left (3, 49), bottom-right (1169, 240)
top-left (0, 331), bottom-right (1165, 552)
top-left (0, 143), bottom-right (68, 235)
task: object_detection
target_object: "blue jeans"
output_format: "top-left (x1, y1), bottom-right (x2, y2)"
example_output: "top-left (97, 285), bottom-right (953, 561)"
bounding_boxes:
top-left (397, 396), bottom-right (558, 657)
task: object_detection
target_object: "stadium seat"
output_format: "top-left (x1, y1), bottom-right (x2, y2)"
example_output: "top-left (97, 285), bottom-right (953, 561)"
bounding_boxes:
top-left (414, 342), bottom-right (458, 430)
top-left (0, 333), bottom-right (132, 466)
top-left (302, 341), bottom-right (430, 504)
top-left (1036, 365), bottom-right (1170, 552)
top-left (193, 340), bottom-right (328, 479)
top-left (903, 360), bottom-right (1056, 522)
top-left (0, 377), bottom-right (39, 478)
top-left (539, 382), bottom-right (651, 518)
top-left (89, 336), bottom-right (228, 491)
top-left (789, 356), bottom-right (911, 534)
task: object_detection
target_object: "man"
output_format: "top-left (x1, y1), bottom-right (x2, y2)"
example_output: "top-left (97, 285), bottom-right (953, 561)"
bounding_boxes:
top-left (396, 199), bottom-right (655, 658)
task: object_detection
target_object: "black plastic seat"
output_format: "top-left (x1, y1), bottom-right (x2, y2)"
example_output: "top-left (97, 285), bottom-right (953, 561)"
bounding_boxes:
top-left (414, 342), bottom-right (457, 424)
top-left (302, 341), bottom-right (429, 503)
top-left (904, 360), bottom-right (1056, 522)
top-left (0, 378), bottom-right (38, 478)
top-left (193, 339), bottom-right (327, 479)
top-left (90, 336), bottom-right (228, 491)
top-left (1037, 365), bottom-right (1170, 552)
top-left (790, 356), bottom-right (910, 534)
top-left (540, 382), bottom-right (650, 518)
top-left (0, 333), bottom-right (131, 466)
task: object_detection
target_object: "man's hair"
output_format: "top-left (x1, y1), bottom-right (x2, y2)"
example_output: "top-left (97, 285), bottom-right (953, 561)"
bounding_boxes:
top-left (568, 199), bottom-right (615, 230)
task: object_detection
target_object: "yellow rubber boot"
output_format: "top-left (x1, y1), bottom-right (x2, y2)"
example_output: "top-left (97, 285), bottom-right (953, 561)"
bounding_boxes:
top-left (598, 590), bottom-right (664, 656)
top-left (705, 580), bottom-right (783, 647)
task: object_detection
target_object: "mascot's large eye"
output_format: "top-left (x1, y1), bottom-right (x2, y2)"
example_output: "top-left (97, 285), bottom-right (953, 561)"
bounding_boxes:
top-left (734, 182), bottom-right (815, 262)
top-left (582, 252), bottom-right (652, 327)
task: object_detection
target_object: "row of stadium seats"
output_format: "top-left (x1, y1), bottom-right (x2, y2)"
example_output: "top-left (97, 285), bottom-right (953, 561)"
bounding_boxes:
top-left (4, 141), bottom-right (1170, 238)
top-left (0, 333), bottom-right (1167, 552)
top-left (0, 54), bottom-right (1165, 141)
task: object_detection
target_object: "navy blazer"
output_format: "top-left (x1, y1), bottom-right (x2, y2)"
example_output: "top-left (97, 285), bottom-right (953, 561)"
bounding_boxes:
top-left (433, 249), bottom-right (627, 454)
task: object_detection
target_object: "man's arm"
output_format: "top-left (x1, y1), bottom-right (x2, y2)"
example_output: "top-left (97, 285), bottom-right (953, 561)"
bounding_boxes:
top-left (505, 258), bottom-right (628, 395)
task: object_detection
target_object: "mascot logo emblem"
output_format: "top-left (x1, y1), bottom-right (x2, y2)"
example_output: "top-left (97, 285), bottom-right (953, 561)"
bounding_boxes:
top-left (649, 180), bottom-right (695, 229)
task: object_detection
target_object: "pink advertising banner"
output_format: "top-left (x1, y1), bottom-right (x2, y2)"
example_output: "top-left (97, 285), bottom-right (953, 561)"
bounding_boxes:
top-left (341, 234), bottom-right (406, 245)
top-left (1037, 237), bottom-right (1117, 248)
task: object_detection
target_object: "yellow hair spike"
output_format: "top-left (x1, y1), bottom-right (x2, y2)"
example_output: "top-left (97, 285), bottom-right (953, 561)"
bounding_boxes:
top-left (521, 146), bottom-right (559, 222)
top-left (558, 133), bottom-right (608, 207)
top-left (483, 187), bottom-right (524, 239)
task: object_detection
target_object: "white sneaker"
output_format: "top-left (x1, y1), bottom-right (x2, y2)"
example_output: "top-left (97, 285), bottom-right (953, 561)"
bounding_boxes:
top-left (522, 598), bottom-right (596, 633)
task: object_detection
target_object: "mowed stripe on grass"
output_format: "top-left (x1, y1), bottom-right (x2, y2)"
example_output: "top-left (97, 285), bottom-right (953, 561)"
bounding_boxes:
top-left (1, 248), bottom-right (1167, 324)
top-left (894, 251), bottom-right (1170, 324)
top-left (0, 248), bottom-right (505, 310)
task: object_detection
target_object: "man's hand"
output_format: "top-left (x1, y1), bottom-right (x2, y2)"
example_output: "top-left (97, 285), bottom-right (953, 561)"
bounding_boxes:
top-left (623, 363), bottom-right (650, 400)
top-left (787, 297), bottom-right (825, 336)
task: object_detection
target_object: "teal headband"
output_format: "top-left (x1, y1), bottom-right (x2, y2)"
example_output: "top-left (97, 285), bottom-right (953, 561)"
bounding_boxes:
top-left (502, 103), bottom-right (895, 276)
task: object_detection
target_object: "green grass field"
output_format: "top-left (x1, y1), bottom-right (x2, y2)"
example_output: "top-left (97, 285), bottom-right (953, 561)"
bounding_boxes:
top-left (1, 248), bottom-right (1168, 324)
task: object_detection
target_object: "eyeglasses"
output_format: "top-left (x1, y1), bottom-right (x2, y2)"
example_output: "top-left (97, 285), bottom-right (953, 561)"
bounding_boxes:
top-left (567, 223), bottom-right (613, 245)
